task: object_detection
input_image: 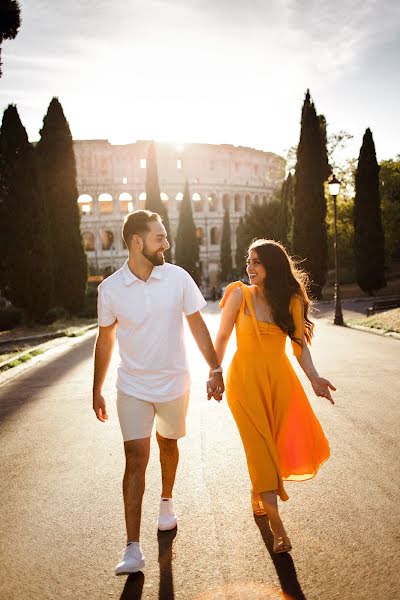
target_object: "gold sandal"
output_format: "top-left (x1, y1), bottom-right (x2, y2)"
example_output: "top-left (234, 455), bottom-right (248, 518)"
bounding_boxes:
top-left (272, 531), bottom-right (292, 554)
top-left (251, 491), bottom-right (267, 516)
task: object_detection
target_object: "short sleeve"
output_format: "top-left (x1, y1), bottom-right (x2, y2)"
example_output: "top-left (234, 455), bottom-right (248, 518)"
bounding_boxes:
top-left (290, 295), bottom-right (304, 358)
top-left (182, 272), bottom-right (207, 315)
top-left (97, 284), bottom-right (117, 326)
top-left (219, 281), bottom-right (243, 308)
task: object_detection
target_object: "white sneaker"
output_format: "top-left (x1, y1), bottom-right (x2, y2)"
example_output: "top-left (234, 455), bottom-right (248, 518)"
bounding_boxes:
top-left (115, 543), bottom-right (145, 576)
top-left (158, 498), bottom-right (177, 531)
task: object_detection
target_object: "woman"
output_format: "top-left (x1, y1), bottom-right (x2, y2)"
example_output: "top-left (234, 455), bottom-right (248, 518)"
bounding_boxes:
top-left (214, 239), bottom-right (335, 553)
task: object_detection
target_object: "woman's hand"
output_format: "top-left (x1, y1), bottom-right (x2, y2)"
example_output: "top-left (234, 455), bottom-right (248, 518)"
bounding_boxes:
top-left (310, 377), bottom-right (336, 405)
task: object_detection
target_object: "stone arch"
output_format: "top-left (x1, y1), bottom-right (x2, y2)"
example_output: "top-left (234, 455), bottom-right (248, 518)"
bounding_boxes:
top-left (192, 192), bottom-right (203, 212)
top-left (196, 226), bottom-right (205, 245)
top-left (175, 192), bottom-right (184, 201)
top-left (210, 226), bottom-right (219, 245)
top-left (101, 230), bottom-right (114, 250)
top-left (234, 193), bottom-right (241, 213)
top-left (138, 192), bottom-right (146, 210)
top-left (77, 194), bottom-right (93, 215)
top-left (98, 193), bottom-right (113, 214)
top-left (208, 193), bottom-right (218, 212)
top-left (82, 231), bottom-right (95, 251)
top-left (245, 194), bottom-right (252, 212)
top-left (254, 194), bottom-right (260, 206)
top-left (222, 193), bottom-right (230, 211)
top-left (119, 192), bottom-right (133, 214)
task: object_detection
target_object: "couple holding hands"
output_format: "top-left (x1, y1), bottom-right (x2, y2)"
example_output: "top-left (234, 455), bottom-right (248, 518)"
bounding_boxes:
top-left (92, 209), bottom-right (335, 576)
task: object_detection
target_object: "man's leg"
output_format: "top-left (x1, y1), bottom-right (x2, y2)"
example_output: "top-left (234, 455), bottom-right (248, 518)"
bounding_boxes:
top-left (123, 438), bottom-right (151, 542)
top-left (156, 431), bottom-right (179, 498)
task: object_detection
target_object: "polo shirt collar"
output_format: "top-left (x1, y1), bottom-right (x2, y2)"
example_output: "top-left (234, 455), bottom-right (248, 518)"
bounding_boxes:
top-left (122, 260), bottom-right (163, 285)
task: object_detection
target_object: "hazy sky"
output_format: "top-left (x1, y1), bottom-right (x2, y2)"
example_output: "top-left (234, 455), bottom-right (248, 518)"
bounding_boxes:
top-left (1, 0), bottom-right (399, 162)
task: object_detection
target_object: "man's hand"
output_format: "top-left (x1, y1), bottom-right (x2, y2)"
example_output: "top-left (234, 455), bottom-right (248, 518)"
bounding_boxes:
top-left (207, 372), bottom-right (225, 402)
top-left (93, 390), bottom-right (109, 422)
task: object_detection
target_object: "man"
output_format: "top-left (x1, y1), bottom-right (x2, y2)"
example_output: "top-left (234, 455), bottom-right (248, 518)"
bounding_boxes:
top-left (93, 209), bottom-right (224, 576)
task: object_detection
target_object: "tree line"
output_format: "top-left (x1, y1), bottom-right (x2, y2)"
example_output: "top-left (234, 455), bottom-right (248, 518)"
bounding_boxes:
top-left (0, 99), bottom-right (87, 322)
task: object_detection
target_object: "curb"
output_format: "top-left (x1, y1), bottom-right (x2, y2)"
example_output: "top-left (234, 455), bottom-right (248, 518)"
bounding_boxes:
top-left (0, 324), bottom-right (98, 372)
top-left (0, 323), bottom-right (97, 348)
top-left (345, 323), bottom-right (400, 340)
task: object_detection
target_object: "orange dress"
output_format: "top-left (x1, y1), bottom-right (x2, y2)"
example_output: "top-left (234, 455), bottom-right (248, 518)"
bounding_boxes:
top-left (220, 281), bottom-right (330, 501)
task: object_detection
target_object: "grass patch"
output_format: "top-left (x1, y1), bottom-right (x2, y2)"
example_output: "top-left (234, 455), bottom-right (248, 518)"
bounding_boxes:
top-left (0, 348), bottom-right (44, 372)
top-left (349, 308), bottom-right (400, 334)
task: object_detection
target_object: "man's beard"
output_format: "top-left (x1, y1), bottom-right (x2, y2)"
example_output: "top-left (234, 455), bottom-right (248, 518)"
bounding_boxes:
top-left (142, 242), bottom-right (165, 266)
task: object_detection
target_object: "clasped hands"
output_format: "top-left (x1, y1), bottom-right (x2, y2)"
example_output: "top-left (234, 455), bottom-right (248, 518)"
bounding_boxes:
top-left (207, 371), bottom-right (225, 402)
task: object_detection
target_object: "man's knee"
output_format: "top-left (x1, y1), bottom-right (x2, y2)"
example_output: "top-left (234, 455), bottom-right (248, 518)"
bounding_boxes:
top-left (156, 432), bottom-right (178, 454)
top-left (124, 438), bottom-right (150, 471)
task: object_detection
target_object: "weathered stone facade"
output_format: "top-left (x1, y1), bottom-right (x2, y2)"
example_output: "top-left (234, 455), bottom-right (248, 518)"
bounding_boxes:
top-left (75, 140), bottom-right (285, 284)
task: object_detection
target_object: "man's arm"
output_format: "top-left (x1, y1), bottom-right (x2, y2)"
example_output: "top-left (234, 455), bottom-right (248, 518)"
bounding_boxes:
top-left (92, 322), bottom-right (117, 421)
top-left (185, 311), bottom-right (224, 400)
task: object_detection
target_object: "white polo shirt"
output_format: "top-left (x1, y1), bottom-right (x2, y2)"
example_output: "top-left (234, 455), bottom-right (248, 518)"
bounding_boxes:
top-left (97, 261), bottom-right (207, 402)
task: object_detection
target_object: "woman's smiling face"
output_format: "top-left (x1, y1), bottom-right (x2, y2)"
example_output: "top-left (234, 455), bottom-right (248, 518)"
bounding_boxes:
top-left (246, 250), bottom-right (267, 286)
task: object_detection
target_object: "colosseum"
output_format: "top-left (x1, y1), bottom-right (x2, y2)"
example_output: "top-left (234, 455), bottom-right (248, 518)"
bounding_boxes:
top-left (75, 140), bottom-right (285, 285)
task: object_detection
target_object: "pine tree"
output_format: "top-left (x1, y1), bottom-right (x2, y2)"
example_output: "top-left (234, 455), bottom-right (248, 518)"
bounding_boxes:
top-left (0, 1), bottom-right (21, 77)
top-left (353, 128), bottom-right (386, 293)
top-left (36, 98), bottom-right (87, 314)
top-left (175, 180), bottom-right (200, 284)
top-left (293, 90), bottom-right (330, 299)
top-left (145, 141), bottom-right (171, 261)
top-left (220, 207), bottom-right (233, 281)
top-left (0, 105), bottom-right (53, 321)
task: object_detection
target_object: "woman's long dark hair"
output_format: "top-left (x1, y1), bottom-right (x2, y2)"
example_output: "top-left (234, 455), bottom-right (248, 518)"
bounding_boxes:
top-left (248, 239), bottom-right (314, 345)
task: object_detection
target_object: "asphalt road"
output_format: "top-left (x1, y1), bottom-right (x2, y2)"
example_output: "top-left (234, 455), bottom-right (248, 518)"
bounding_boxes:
top-left (0, 309), bottom-right (399, 600)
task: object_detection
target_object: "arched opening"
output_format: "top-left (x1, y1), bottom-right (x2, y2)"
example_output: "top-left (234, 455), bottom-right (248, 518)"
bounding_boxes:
top-left (138, 192), bottom-right (146, 210)
top-left (98, 193), bottom-right (113, 214)
top-left (254, 195), bottom-right (260, 206)
top-left (77, 194), bottom-right (93, 215)
top-left (210, 227), bottom-right (219, 245)
top-left (245, 194), bottom-right (252, 212)
top-left (160, 192), bottom-right (169, 204)
top-left (175, 192), bottom-right (184, 201)
top-left (208, 193), bottom-right (218, 212)
top-left (196, 226), bottom-right (205, 245)
top-left (222, 193), bottom-right (230, 211)
top-left (82, 231), bottom-right (95, 251)
top-left (262, 195), bottom-right (267, 205)
top-left (234, 194), bottom-right (241, 213)
top-left (192, 193), bottom-right (203, 212)
top-left (119, 192), bottom-right (133, 214)
top-left (101, 230), bottom-right (114, 250)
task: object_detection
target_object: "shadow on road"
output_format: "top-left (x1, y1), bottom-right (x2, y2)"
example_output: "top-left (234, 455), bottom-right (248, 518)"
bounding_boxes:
top-left (0, 335), bottom-right (95, 422)
top-left (158, 526), bottom-right (177, 600)
top-left (119, 571), bottom-right (145, 599)
top-left (254, 515), bottom-right (307, 600)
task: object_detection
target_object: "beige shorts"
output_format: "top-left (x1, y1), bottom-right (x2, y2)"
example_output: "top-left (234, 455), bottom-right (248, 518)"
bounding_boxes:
top-left (116, 390), bottom-right (190, 442)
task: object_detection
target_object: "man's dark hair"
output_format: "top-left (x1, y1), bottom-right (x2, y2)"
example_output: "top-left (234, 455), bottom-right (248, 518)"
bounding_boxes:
top-left (122, 210), bottom-right (162, 250)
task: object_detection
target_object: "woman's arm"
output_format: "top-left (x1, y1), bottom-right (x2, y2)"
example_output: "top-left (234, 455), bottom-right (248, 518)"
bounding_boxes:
top-left (214, 287), bottom-right (242, 365)
top-left (293, 298), bottom-right (336, 405)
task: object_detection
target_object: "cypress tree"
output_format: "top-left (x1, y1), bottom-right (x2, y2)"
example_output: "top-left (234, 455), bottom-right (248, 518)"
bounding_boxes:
top-left (36, 98), bottom-right (87, 314)
top-left (279, 172), bottom-right (295, 249)
top-left (175, 180), bottom-right (200, 284)
top-left (0, 105), bottom-right (53, 321)
top-left (235, 217), bottom-right (247, 278)
top-left (145, 141), bottom-right (171, 261)
top-left (0, 0), bottom-right (21, 77)
top-left (293, 90), bottom-right (330, 299)
top-left (353, 128), bottom-right (386, 293)
top-left (220, 207), bottom-right (233, 281)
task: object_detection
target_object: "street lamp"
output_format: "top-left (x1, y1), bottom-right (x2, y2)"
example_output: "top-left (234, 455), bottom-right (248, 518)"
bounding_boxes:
top-left (328, 174), bottom-right (344, 326)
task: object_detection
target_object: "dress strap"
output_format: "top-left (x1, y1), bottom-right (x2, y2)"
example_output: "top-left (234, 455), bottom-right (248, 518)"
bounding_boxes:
top-left (241, 285), bottom-right (263, 344)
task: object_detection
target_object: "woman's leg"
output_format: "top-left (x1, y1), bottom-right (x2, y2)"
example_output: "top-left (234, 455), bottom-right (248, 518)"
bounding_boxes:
top-left (260, 490), bottom-right (292, 552)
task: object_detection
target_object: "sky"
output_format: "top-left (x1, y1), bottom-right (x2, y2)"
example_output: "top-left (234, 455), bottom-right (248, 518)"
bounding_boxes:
top-left (1, 0), bottom-right (399, 163)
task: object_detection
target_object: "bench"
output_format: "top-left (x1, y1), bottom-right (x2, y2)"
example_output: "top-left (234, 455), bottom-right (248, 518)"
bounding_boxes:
top-left (366, 298), bottom-right (400, 316)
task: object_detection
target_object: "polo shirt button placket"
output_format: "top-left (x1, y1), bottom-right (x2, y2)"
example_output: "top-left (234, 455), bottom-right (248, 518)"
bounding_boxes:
top-left (144, 286), bottom-right (150, 314)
